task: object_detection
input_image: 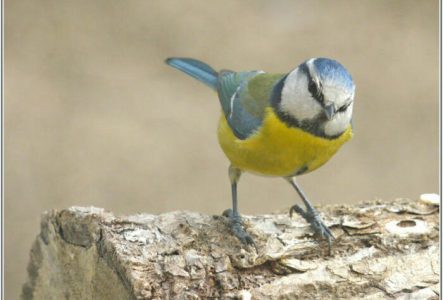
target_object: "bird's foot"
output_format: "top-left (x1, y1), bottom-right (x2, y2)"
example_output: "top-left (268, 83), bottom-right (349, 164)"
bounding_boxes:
top-left (223, 209), bottom-right (256, 247)
top-left (289, 204), bottom-right (334, 255)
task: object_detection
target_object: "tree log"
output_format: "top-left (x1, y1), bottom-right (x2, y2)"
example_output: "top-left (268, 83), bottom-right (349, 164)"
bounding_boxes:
top-left (22, 198), bottom-right (439, 299)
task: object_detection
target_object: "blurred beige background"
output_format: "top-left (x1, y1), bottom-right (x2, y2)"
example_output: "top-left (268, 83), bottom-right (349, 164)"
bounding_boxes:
top-left (5, 0), bottom-right (438, 298)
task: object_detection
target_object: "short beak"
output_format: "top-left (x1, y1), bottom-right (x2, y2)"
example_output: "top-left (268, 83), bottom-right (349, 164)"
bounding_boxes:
top-left (324, 104), bottom-right (336, 120)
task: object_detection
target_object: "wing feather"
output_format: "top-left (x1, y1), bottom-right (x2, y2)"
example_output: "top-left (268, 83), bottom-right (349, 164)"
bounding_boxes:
top-left (217, 71), bottom-right (284, 139)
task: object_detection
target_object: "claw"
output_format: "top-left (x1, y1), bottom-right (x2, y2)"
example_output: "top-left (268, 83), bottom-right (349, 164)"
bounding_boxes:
top-left (223, 209), bottom-right (256, 248)
top-left (289, 204), bottom-right (307, 219)
top-left (286, 178), bottom-right (335, 255)
top-left (289, 203), bottom-right (335, 256)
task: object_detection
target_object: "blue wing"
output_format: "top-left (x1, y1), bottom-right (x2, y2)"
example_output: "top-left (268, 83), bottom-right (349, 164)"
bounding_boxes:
top-left (165, 58), bottom-right (279, 140)
top-left (217, 70), bottom-right (268, 139)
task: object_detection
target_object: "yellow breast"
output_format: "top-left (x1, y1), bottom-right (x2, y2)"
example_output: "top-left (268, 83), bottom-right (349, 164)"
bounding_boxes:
top-left (217, 108), bottom-right (353, 177)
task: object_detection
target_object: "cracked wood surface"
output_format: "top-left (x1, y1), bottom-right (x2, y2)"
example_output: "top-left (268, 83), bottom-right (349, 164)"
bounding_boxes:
top-left (22, 198), bottom-right (439, 299)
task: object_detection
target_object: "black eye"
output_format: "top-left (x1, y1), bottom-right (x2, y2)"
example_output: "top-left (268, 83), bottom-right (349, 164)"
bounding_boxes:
top-left (308, 80), bottom-right (323, 102)
top-left (308, 81), bottom-right (318, 95)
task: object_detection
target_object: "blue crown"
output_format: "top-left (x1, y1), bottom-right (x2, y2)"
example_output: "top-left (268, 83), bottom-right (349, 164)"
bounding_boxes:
top-left (313, 58), bottom-right (354, 91)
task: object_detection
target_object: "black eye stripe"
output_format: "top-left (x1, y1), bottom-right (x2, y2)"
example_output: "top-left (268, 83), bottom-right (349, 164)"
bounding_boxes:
top-left (300, 63), bottom-right (324, 104)
top-left (308, 81), bottom-right (324, 102)
top-left (338, 102), bottom-right (351, 112)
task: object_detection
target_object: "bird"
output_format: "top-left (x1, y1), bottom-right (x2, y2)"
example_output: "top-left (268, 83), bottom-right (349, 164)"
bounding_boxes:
top-left (165, 57), bottom-right (355, 253)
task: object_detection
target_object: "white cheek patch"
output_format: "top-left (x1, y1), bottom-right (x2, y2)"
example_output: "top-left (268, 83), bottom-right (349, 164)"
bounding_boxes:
top-left (281, 69), bottom-right (322, 121)
top-left (280, 96), bottom-right (321, 121)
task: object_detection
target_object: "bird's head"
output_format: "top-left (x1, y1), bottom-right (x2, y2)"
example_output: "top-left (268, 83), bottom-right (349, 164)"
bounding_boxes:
top-left (276, 58), bottom-right (355, 138)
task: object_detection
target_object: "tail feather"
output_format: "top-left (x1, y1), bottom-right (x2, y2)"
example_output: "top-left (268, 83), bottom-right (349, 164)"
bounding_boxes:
top-left (165, 57), bottom-right (218, 89)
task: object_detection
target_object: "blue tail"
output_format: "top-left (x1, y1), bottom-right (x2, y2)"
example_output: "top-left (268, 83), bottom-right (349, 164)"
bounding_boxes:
top-left (165, 57), bottom-right (218, 90)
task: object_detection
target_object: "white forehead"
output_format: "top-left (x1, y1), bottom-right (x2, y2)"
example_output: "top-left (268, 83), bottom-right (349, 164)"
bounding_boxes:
top-left (306, 58), bottom-right (319, 82)
top-left (324, 85), bottom-right (355, 107)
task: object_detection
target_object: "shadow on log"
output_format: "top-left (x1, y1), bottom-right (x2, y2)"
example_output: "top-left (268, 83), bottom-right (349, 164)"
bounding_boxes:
top-left (22, 198), bottom-right (439, 299)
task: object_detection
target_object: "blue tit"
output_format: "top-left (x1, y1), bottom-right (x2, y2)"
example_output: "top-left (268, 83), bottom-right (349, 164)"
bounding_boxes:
top-left (165, 57), bottom-right (355, 253)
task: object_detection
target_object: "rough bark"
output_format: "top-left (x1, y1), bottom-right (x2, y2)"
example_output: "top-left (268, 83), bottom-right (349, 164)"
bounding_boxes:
top-left (22, 198), bottom-right (439, 299)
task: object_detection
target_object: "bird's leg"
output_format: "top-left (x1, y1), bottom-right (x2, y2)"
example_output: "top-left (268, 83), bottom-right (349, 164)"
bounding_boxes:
top-left (222, 165), bottom-right (255, 246)
top-left (286, 177), bottom-right (334, 255)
